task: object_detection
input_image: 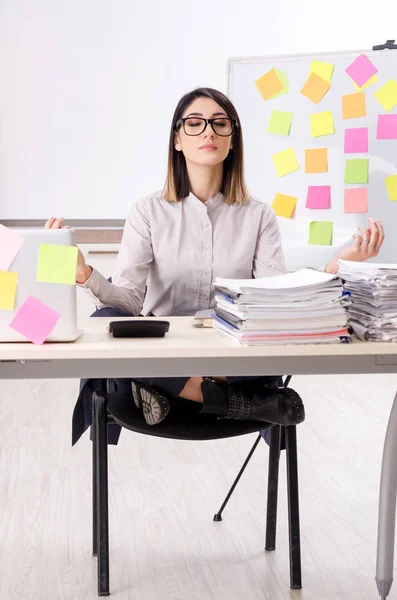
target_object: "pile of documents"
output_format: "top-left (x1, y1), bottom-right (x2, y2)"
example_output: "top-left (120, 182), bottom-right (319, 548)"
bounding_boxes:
top-left (212, 268), bottom-right (351, 345)
top-left (338, 260), bottom-right (397, 342)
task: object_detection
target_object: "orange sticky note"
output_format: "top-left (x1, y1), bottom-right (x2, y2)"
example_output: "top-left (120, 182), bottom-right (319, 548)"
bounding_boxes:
top-left (305, 148), bottom-right (328, 173)
top-left (255, 69), bottom-right (284, 101)
top-left (300, 73), bottom-right (331, 104)
top-left (271, 193), bottom-right (297, 218)
top-left (342, 92), bottom-right (366, 119)
top-left (344, 188), bottom-right (368, 213)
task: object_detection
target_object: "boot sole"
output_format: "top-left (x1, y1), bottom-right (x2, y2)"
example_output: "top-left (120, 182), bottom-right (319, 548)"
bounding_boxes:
top-left (131, 382), bottom-right (171, 426)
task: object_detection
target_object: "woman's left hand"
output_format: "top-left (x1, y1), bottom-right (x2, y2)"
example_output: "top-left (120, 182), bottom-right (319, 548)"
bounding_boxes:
top-left (325, 218), bottom-right (384, 274)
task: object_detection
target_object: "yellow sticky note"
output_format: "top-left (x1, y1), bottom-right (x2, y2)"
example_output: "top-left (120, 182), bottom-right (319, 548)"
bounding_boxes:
top-left (310, 112), bottom-right (335, 137)
top-left (385, 174), bottom-right (397, 202)
top-left (353, 74), bottom-right (378, 91)
top-left (375, 80), bottom-right (397, 112)
top-left (300, 73), bottom-right (331, 104)
top-left (255, 69), bottom-right (284, 101)
top-left (308, 221), bottom-right (334, 246)
top-left (309, 60), bottom-right (334, 83)
top-left (271, 193), bottom-right (297, 218)
top-left (272, 148), bottom-right (299, 177)
top-left (305, 148), bottom-right (328, 173)
top-left (342, 92), bottom-right (366, 119)
top-left (0, 271), bottom-right (18, 311)
top-left (36, 244), bottom-right (79, 285)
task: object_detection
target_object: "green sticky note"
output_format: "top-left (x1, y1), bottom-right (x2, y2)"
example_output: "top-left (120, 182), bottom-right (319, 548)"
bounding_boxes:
top-left (267, 110), bottom-right (293, 136)
top-left (271, 69), bottom-right (289, 98)
top-left (309, 221), bottom-right (333, 245)
top-left (36, 244), bottom-right (79, 285)
top-left (344, 159), bottom-right (369, 184)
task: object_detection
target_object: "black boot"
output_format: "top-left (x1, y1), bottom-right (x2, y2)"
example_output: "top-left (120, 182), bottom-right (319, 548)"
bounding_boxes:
top-left (200, 378), bottom-right (305, 426)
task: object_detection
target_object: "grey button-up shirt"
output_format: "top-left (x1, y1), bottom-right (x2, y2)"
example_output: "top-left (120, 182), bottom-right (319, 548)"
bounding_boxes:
top-left (81, 191), bottom-right (286, 316)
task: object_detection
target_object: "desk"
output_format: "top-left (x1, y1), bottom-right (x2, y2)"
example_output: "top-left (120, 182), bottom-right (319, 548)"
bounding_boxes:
top-left (1, 316), bottom-right (397, 599)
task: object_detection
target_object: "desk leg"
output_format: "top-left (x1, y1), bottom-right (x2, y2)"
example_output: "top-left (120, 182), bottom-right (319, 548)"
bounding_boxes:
top-left (92, 401), bottom-right (98, 557)
top-left (376, 390), bottom-right (397, 600)
top-left (94, 392), bottom-right (110, 597)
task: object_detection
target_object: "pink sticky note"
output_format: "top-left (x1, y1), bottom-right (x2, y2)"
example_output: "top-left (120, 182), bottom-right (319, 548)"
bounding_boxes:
top-left (306, 186), bottom-right (331, 209)
top-left (9, 296), bottom-right (61, 345)
top-left (344, 188), bottom-right (368, 213)
top-left (345, 54), bottom-right (378, 88)
top-left (0, 225), bottom-right (24, 271)
top-left (344, 127), bottom-right (368, 153)
top-left (377, 114), bottom-right (397, 139)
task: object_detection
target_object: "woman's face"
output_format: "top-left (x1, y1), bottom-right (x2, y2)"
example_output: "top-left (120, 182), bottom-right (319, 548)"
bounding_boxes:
top-left (174, 97), bottom-right (233, 167)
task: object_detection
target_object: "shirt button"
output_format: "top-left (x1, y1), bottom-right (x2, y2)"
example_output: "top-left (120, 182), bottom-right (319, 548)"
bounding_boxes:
top-left (203, 221), bottom-right (209, 227)
top-left (203, 293), bottom-right (208, 298)
top-left (204, 245), bottom-right (209, 250)
top-left (204, 270), bottom-right (209, 276)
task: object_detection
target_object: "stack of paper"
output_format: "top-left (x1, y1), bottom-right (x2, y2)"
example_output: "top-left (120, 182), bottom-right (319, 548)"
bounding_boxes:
top-left (338, 260), bottom-right (397, 342)
top-left (212, 269), bottom-right (351, 346)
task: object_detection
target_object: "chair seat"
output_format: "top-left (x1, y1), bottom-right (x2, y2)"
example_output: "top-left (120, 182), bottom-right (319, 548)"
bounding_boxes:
top-left (107, 390), bottom-right (272, 441)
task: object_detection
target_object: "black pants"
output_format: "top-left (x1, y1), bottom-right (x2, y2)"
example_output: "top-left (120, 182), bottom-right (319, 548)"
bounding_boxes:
top-left (71, 307), bottom-right (281, 446)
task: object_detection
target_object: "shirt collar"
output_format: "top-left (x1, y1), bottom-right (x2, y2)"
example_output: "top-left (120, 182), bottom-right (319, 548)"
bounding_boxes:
top-left (187, 191), bottom-right (224, 208)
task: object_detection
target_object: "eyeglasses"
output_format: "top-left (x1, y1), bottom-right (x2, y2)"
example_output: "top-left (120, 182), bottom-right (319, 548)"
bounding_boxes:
top-left (176, 117), bottom-right (236, 137)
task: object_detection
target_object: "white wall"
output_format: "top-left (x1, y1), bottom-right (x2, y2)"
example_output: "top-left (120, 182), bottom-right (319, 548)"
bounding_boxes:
top-left (0, 1), bottom-right (393, 219)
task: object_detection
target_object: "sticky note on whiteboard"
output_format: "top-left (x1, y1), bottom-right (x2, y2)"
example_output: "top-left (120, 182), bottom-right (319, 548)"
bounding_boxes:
top-left (377, 114), bottom-right (397, 140)
top-left (310, 112), bottom-right (335, 137)
top-left (308, 221), bottom-right (334, 245)
top-left (272, 148), bottom-right (299, 177)
top-left (306, 186), bottom-right (331, 209)
top-left (271, 193), bottom-right (297, 218)
top-left (385, 175), bottom-right (397, 201)
top-left (345, 54), bottom-right (378, 88)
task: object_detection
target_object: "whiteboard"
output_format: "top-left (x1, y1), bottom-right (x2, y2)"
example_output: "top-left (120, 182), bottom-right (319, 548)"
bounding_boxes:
top-left (227, 49), bottom-right (397, 268)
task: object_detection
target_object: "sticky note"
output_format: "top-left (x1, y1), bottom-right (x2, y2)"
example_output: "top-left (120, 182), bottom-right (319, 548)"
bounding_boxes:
top-left (375, 79), bottom-right (397, 112)
top-left (345, 54), bottom-right (378, 88)
top-left (255, 69), bottom-right (284, 101)
top-left (300, 73), bottom-right (330, 104)
top-left (344, 128), bottom-right (368, 153)
top-left (0, 271), bottom-right (18, 311)
top-left (306, 186), bottom-right (331, 209)
top-left (271, 69), bottom-right (289, 98)
top-left (353, 74), bottom-right (378, 91)
top-left (310, 112), bottom-right (335, 137)
top-left (9, 296), bottom-right (61, 345)
top-left (309, 221), bottom-right (333, 246)
top-left (342, 92), bottom-right (366, 119)
top-left (272, 148), bottom-right (299, 177)
top-left (36, 244), bottom-right (78, 285)
top-left (344, 159), bottom-right (369, 184)
top-left (0, 225), bottom-right (24, 271)
top-left (344, 188), bottom-right (368, 213)
top-left (271, 193), bottom-right (297, 218)
top-left (309, 60), bottom-right (334, 83)
top-left (305, 148), bottom-right (328, 173)
top-left (267, 110), bottom-right (293, 136)
top-left (385, 174), bottom-right (397, 202)
top-left (376, 114), bottom-right (397, 140)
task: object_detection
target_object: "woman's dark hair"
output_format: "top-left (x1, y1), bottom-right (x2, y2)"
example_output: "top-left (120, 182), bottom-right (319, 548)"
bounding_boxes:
top-left (163, 87), bottom-right (250, 206)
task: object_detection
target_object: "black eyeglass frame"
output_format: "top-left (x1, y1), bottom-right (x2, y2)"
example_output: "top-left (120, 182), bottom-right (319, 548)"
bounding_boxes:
top-left (175, 117), bottom-right (237, 137)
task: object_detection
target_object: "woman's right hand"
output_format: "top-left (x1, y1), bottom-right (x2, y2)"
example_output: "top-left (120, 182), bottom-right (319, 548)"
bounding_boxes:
top-left (44, 217), bottom-right (93, 284)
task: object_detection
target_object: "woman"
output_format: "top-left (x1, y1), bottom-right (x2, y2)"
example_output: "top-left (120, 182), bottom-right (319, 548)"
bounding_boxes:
top-left (46, 87), bottom-right (384, 432)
